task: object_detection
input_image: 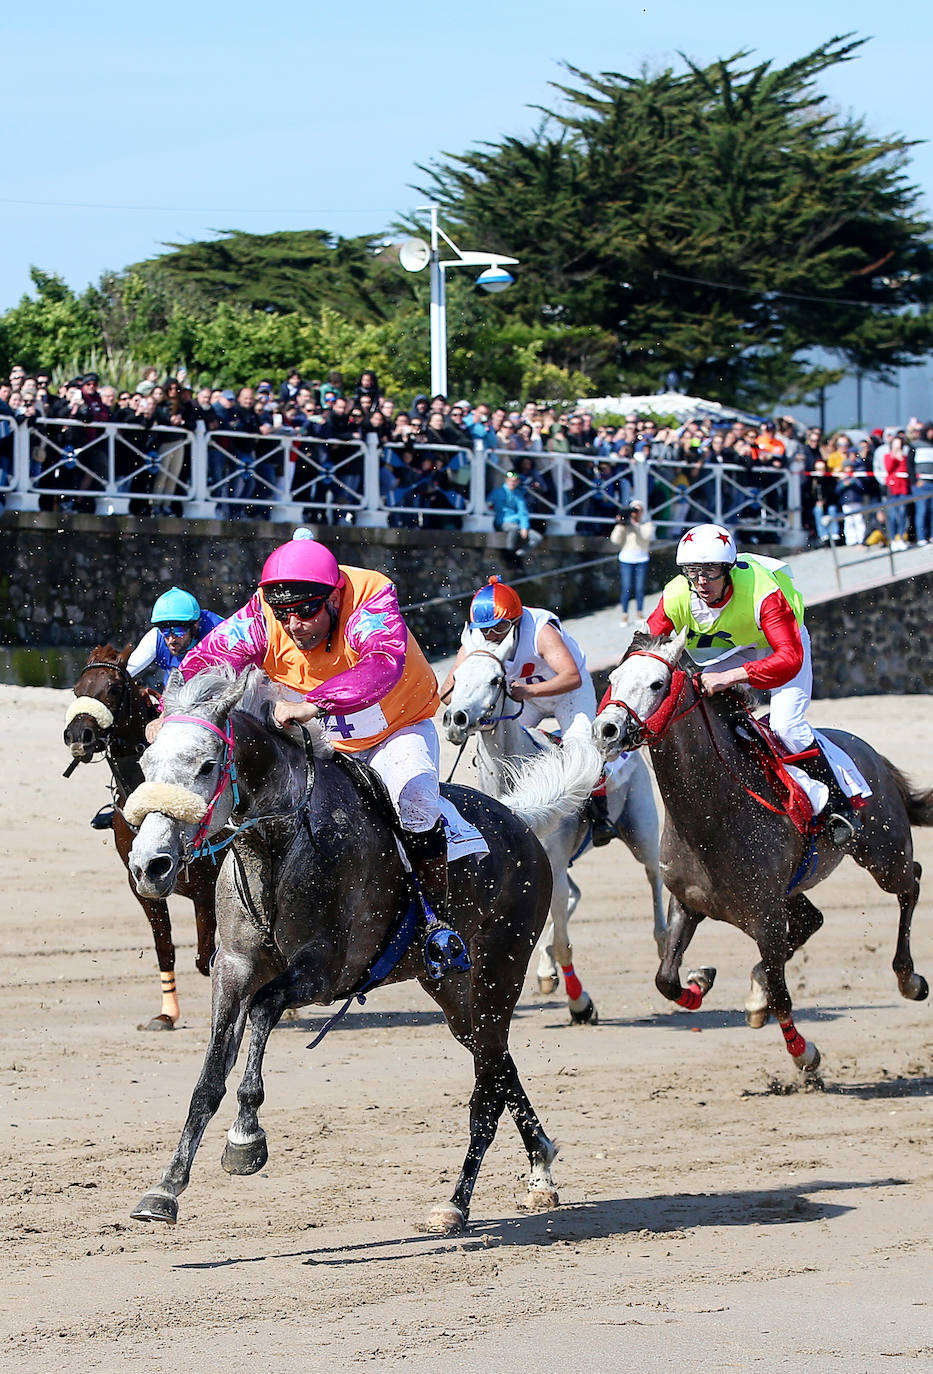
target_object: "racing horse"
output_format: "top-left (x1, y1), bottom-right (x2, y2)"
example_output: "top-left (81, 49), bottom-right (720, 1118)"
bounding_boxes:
top-left (63, 643), bottom-right (217, 1029)
top-left (593, 629), bottom-right (931, 1075)
top-left (125, 666), bottom-right (596, 1233)
top-left (442, 631), bottom-right (665, 1024)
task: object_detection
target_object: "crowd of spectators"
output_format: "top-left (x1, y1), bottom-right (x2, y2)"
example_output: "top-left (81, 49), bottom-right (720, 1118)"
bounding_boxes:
top-left (1, 360), bottom-right (931, 549)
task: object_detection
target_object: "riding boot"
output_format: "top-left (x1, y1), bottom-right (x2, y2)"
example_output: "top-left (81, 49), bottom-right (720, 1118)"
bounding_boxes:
top-left (404, 819), bottom-right (471, 980)
top-left (588, 791), bottom-right (618, 848)
top-left (90, 805), bottom-right (115, 830)
top-left (805, 744), bottom-right (862, 847)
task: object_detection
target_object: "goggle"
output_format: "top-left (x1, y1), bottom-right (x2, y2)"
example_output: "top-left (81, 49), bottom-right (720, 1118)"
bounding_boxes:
top-left (155, 622), bottom-right (195, 637)
top-left (682, 564), bottom-right (728, 583)
top-left (270, 595), bottom-right (328, 623)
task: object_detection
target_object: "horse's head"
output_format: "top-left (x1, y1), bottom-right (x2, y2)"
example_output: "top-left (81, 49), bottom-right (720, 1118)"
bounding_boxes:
top-left (593, 628), bottom-right (688, 757)
top-left (128, 668), bottom-right (251, 897)
top-left (442, 625), bottom-right (517, 745)
top-left (64, 643), bottom-right (134, 762)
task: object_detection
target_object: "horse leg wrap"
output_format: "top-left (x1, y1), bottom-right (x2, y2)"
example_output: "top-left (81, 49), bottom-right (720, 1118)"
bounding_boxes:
top-left (561, 965), bottom-right (583, 1002)
top-left (780, 1019), bottom-right (807, 1059)
top-left (676, 983), bottom-right (704, 1010)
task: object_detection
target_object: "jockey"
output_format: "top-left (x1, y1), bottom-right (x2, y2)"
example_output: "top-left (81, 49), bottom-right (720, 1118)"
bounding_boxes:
top-left (90, 587), bottom-right (224, 831)
top-left (128, 587), bottom-right (225, 687)
top-left (176, 530), bottom-right (468, 979)
top-left (644, 522), bottom-right (862, 846)
top-left (438, 575), bottom-right (620, 846)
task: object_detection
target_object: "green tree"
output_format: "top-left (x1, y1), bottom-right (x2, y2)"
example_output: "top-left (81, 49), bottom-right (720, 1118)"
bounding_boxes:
top-left (0, 269), bottom-right (99, 375)
top-left (416, 35), bottom-right (933, 407)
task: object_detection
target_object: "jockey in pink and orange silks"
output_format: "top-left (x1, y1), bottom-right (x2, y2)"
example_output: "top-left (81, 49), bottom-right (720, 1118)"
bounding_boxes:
top-left (177, 530), bottom-right (467, 978)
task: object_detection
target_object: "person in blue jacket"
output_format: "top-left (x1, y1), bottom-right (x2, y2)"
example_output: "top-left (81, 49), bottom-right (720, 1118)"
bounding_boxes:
top-left (90, 587), bottom-right (224, 829)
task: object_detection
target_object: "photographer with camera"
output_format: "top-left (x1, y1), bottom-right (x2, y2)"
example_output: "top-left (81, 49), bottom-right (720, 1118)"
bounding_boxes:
top-left (610, 499), bottom-right (655, 625)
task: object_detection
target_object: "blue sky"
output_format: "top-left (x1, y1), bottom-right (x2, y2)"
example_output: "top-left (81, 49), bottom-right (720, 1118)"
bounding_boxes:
top-left (2, 0), bottom-right (930, 313)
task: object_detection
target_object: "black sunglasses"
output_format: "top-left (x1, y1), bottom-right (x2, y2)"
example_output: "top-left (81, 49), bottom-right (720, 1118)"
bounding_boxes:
top-left (270, 595), bottom-right (328, 623)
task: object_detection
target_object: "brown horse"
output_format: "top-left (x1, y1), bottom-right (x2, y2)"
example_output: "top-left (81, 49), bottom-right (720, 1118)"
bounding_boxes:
top-left (593, 628), bottom-right (931, 1076)
top-left (63, 643), bottom-right (217, 1029)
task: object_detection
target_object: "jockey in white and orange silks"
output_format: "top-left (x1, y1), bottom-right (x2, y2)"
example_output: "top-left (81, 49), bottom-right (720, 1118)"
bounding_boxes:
top-left (645, 522), bottom-right (866, 846)
top-left (438, 575), bottom-right (625, 846)
top-left (176, 530), bottom-right (467, 977)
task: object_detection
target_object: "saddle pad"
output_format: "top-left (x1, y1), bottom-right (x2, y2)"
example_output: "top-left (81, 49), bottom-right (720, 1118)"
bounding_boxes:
top-left (438, 796), bottom-right (490, 862)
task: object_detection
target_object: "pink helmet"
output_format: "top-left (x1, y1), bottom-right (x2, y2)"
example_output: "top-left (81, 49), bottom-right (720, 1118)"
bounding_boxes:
top-left (259, 535), bottom-right (344, 597)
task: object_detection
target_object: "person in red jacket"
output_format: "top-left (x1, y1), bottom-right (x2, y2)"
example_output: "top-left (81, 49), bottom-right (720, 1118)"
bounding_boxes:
top-left (883, 434), bottom-right (911, 549)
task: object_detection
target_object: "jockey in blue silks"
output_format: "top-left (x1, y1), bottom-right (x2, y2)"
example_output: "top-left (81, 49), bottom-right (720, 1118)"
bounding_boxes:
top-left (127, 587), bottom-right (224, 687)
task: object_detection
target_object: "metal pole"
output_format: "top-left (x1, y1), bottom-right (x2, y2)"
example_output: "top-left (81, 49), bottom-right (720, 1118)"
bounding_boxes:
top-left (428, 205), bottom-right (447, 398)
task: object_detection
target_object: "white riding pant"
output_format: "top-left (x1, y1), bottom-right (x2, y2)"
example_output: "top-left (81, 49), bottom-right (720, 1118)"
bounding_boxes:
top-left (357, 719), bottom-right (441, 834)
top-left (520, 675), bottom-right (598, 747)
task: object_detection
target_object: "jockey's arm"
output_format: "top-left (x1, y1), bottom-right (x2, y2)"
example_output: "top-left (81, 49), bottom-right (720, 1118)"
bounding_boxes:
top-left (700, 591), bottom-right (804, 696)
top-left (302, 581), bottom-right (407, 715)
top-left (508, 623), bottom-right (582, 701)
top-left (127, 628), bottom-right (159, 678)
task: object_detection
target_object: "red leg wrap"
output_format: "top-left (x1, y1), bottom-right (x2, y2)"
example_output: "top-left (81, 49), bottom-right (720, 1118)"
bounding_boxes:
top-left (677, 983), bottom-right (703, 1010)
top-left (780, 1021), bottom-right (807, 1058)
top-left (561, 965), bottom-right (583, 1002)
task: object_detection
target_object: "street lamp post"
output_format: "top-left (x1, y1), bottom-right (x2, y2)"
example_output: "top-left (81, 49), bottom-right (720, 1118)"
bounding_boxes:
top-left (399, 204), bottom-right (519, 397)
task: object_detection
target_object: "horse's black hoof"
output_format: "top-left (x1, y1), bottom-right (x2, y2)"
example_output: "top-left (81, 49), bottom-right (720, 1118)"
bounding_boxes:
top-left (139, 1013), bottom-right (176, 1032)
top-left (221, 1131), bottom-right (268, 1175)
top-left (131, 1189), bottom-right (178, 1225)
top-left (906, 973), bottom-right (929, 1002)
top-left (570, 997), bottom-right (598, 1025)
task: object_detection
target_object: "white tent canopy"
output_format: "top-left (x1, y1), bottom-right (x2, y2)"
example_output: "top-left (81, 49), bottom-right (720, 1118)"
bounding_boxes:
top-left (576, 392), bottom-right (765, 426)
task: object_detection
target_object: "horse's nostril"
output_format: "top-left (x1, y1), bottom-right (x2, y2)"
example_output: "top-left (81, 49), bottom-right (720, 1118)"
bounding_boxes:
top-left (146, 854), bottom-right (175, 883)
top-left (452, 711), bottom-right (468, 728)
top-left (601, 722), bottom-right (619, 740)
top-left (441, 710), bottom-right (451, 728)
top-left (81, 727), bottom-right (95, 745)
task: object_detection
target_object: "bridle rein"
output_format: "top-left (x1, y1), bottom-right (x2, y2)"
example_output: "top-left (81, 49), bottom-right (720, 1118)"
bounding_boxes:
top-left (457, 648), bottom-right (525, 729)
top-left (601, 650), bottom-right (702, 747)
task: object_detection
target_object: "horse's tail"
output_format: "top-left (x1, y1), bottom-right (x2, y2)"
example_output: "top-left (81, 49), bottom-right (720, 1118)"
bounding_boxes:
top-left (882, 754), bottom-right (933, 827)
top-left (499, 736), bottom-right (604, 840)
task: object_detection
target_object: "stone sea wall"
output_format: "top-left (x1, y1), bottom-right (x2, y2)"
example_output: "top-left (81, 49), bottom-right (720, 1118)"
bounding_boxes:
top-left (1, 512), bottom-right (929, 696)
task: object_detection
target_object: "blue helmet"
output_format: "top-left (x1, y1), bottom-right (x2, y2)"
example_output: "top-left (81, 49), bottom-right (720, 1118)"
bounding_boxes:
top-left (151, 587), bottom-right (201, 625)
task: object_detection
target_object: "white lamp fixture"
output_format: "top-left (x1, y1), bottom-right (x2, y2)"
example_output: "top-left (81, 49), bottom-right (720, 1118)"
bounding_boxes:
top-left (400, 206), bottom-right (519, 395)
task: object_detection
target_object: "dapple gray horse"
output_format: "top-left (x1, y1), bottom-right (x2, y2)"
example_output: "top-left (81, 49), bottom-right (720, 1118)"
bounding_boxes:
top-left (594, 629), bottom-right (931, 1076)
top-left (126, 667), bottom-right (598, 1234)
top-left (442, 626), bottom-right (666, 1024)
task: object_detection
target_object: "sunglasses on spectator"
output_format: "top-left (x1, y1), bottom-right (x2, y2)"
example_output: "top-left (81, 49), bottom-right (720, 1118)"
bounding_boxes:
top-left (155, 622), bottom-right (196, 637)
top-left (269, 595), bottom-right (328, 623)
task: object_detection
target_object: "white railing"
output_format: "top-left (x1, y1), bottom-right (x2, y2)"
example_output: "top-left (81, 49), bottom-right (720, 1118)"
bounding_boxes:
top-left (2, 418), bottom-right (803, 542)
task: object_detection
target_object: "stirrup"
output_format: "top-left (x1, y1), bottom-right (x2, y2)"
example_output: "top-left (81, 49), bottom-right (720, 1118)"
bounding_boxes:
top-left (824, 809), bottom-right (861, 848)
top-left (90, 805), bottom-right (115, 830)
top-left (422, 916), bottom-right (471, 981)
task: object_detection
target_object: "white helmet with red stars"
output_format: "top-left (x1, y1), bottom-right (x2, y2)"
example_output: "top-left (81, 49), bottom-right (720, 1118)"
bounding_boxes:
top-left (676, 523), bottom-right (737, 567)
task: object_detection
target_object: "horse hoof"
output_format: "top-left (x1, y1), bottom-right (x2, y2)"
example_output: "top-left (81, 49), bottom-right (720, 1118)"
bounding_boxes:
top-left (131, 1188), bottom-right (178, 1225)
top-left (904, 973), bottom-right (929, 1002)
top-left (221, 1132), bottom-right (268, 1175)
top-left (746, 1007), bottom-right (771, 1030)
top-left (569, 997), bottom-right (598, 1025)
top-left (793, 1041), bottom-right (821, 1072)
top-left (521, 1188), bottom-right (559, 1212)
top-left (537, 974), bottom-right (559, 995)
top-left (139, 1013), bottom-right (175, 1032)
top-left (425, 1204), bottom-right (466, 1235)
top-left (686, 966), bottom-right (716, 996)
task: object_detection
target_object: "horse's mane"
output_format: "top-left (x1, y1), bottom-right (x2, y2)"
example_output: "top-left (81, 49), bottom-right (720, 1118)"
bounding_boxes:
top-left (163, 666), bottom-right (334, 759)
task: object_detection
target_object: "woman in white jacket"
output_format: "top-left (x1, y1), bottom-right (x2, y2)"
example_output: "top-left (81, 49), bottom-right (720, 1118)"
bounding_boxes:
top-left (610, 499), bottom-right (655, 624)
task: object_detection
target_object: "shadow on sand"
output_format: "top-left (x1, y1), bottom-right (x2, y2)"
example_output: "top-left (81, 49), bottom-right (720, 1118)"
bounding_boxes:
top-left (175, 1175), bottom-right (904, 1272)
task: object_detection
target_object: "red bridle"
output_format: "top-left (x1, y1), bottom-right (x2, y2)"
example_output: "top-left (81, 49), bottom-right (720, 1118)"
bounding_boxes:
top-left (600, 651), bottom-right (702, 746)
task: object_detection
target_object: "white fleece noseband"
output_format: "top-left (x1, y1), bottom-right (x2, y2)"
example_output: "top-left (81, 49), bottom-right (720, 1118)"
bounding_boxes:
top-left (124, 782), bottom-right (208, 829)
top-left (65, 696), bottom-right (114, 730)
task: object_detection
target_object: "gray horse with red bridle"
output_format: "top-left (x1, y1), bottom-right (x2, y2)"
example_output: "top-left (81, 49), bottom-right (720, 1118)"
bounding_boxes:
top-left (594, 629), bottom-right (931, 1076)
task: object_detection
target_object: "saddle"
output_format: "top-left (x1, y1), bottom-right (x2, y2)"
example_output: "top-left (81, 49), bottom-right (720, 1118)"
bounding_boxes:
top-left (732, 712), bottom-right (818, 835)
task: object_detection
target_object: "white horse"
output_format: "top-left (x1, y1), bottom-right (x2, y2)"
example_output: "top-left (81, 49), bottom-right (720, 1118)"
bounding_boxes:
top-left (441, 628), bottom-right (666, 1023)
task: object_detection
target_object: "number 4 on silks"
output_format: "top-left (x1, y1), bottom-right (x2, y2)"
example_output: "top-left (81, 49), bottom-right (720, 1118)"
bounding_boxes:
top-left (323, 714), bottom-right (356, 740)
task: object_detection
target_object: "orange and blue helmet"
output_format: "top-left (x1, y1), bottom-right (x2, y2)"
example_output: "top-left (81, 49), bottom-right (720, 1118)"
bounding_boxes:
top-left (468, 575), bottom-right (523, 629)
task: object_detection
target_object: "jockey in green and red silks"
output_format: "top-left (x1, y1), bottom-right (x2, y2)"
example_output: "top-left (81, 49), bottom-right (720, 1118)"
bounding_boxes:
top-left (646, 523), bottom-right (867, 846)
